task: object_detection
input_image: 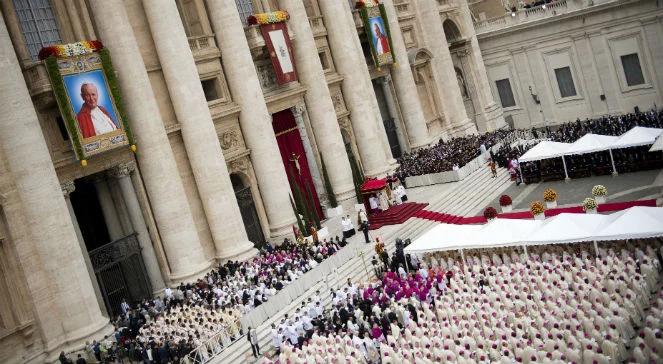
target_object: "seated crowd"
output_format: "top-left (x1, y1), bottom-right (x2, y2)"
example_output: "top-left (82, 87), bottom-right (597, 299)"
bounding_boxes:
top-left (519, 109), bottom-right (663, 183)
top-left (267, 238), bottom-right (663, 363)
top-left (81, 237), bottom-right (346, 363)
top-left (395, 129), bottom-right (512, 179)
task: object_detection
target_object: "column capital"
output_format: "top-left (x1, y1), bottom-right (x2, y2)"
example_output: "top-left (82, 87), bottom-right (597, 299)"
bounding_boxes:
top-left (290, 103), bottom-right (306, 120)
top-left (108, 161), bottom-right (137, 179)
top-left (61, 181), bottom-right (76, 197)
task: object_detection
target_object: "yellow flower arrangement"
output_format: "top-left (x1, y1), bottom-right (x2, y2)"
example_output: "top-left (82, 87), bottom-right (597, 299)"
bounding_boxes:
top-left (530, 201), bottom-right (545, 216)
top-left (543, 188), bottom-right (557, 202)
top-left (247, 11), bottom-right (290, 25)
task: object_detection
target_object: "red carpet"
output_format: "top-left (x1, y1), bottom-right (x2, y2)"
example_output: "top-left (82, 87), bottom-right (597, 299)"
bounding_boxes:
top-left (368, 202), bottom-right (428, 230)
top-left (413, 199), bottom-right (657, 225)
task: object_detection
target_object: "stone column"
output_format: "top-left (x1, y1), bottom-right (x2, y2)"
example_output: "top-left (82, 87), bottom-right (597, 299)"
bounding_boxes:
top-left (380, 75), bottom-right (410, 153)
top-left (109, 162), bottom-right (166, 292)
top-left (0, 14), bottom-right (111, 355)
top-left (291, 104), bottom-right (327, 207)
top-left (88, 0), bottom-right (210, 281)
top-left (277, 0), bottom-right (358, 202)
top-left (93, 177), bottom-right (124, 241)
top-left (61, 181), bottom-right (108, 317)
top-left (413, 0), bottom-right (476, 136)
top-left (142, 0), bottom-right (255, 260)
top-left (457, 1), bottom-right (505, 132)
top-left (205, 0), bottom-right (296, 239)
top-left (316, 0), bottom-right (392, 176)
top-left (63, 0), bottom-right (86, 40)
top-left (382, 0), bottom-right (431, 148)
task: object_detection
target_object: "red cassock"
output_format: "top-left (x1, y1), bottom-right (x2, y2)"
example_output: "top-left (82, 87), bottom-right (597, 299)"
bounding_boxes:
top-left (76, 104), bottom-right (117, 139)
top-left (377, 35), bottom-right (390, 54)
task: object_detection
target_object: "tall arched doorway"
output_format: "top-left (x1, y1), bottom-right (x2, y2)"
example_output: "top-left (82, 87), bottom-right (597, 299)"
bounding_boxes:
top-left (231, 174), bottom-right (265, 246)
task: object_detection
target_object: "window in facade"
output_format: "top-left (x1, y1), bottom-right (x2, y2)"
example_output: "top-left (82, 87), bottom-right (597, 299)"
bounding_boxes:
top-left (201, 79), bottom-right (220, 102)
top-left (235, 0), bottom-right (255, 27)
top-left (318, 51), bottom-right (329, 71)
top-left (554, 66), bottom-right (577, 98)
top-left (495, 78), bottom-right (516, 108)
top-left (13, 0), bottom-right (62, 60)
top-left (621, 53), bottom-right (645, 87)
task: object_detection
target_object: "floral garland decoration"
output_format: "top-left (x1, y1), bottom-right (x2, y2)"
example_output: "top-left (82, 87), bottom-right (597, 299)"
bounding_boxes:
top-left (592, 185), bottom-right (607, 197)
top-left (530, 201), bottom-right (545, 216)
top-left (543, 188), bottom-right (557, 202)
top-left (582, 197), bottom-right (597, 211)
top-left (483, 207), bottom-right (498, 220)
top-left (499, 195), bottom-right (512, 207)
top-left (247, 10), bottom-right (289, 26)
top-left (38, 40), bottom-right (103, 60)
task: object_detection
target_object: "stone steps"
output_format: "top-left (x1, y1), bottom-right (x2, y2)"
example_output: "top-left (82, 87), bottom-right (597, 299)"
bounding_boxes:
top-left (209, 167), bottom-right (513, 364)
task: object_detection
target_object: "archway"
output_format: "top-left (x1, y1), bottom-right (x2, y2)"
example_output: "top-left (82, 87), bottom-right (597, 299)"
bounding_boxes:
top-left (230, 173), bottom-right (265, 246)
top-left (443, 19), bottom-right (463, 44)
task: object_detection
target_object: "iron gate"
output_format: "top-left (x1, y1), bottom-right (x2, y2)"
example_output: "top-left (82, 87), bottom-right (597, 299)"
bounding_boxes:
top-left (89, 234), bottom-right (152, 317)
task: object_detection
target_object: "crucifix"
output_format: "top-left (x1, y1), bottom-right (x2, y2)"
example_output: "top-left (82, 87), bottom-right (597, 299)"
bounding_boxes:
top-left (289, 153), bottom-right (301, 175)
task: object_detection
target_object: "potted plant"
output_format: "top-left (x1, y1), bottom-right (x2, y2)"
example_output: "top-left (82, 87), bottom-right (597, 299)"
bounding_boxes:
top-left (499, 195), bottom-right (513, 213)
top-left (592, 185), bottom-right (607, 204)
top-left (530, 201), bottom-right (545, 220)
top-left (583, 198), bottom-right (598, 214)
top-left (543, 188), bottom-right (558, 208)
top-left (483, 207), bottom-right (498, 221)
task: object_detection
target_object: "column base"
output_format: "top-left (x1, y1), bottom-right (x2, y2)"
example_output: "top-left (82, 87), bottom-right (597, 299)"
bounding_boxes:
top-left (269, 219), bottom-right (297, 243)
top-left (364, 163), bottom-right (392, 179)
top-left (216, 240), bottom-right (258, 263)
top-left (45, 319), bottom-right (115, 363)
top-left (482, 102), bottom-right (507, 131)
top-left (449, 118), bottom-right (478, 137)
top-left (167, 260), bottom-right (214, 284)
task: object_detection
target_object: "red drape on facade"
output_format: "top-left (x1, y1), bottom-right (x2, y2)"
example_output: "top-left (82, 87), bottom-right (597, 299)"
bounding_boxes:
top-left (272, 110), bottom-right (323, 219)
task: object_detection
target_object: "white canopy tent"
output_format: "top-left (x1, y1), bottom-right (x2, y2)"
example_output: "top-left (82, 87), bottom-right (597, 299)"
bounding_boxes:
top-left (518, 141), bottom-right (571, 179)
top-left (564, 133), bottom-right (620, 174)
top-left (650, 134), bottom-right (663, 152)
top-left (405, 207), bottom-right (663, 255)
top-left (592, 206), bottom-right (663, 241)
top-left (524, 213), bottom-right (613, 245)
top-left (611, 126), bottom-right (663, 149)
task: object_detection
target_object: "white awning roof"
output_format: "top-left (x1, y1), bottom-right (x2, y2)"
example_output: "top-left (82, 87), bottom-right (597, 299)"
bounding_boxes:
top-left (518, 141), bottom-right (571, 162)
top-left (405, 207), bottom-right (663, 254)
top-left (564, 133), bottom-right (619, 155)
top-left (611, 126), bottom-right (663, 149)
top-left (650, 134), bottom-right (663, 152)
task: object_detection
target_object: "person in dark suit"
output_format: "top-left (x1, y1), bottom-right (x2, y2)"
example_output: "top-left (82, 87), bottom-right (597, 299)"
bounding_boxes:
top-left (247, 326), bottom-right (261, 358)
top-left (75, 354), bottom-right (87, 364)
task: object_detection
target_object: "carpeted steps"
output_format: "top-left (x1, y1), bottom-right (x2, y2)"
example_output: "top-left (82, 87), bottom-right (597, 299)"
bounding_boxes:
top-left (367, 202), bottom-right (428, 230)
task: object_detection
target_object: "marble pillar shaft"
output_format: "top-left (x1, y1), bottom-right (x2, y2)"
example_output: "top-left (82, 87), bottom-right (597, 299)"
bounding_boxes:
top-left (380, 77), bottom-right (409, 153)
top-left (278, 0), bottom-right (357, 203)
top-left (93, 177), bottom-right (124, 241)
top-left (458, 3), bottom-right (505, 131)
top-left (317, 0), bottom-right (392, 176)
top-left (0, 13), bottom-right (109, 354)
top-left (142, 0), bottom-right (254, 260)
top-left (111, 163), bottom-right (166, 292)
top-left (291, 105), bottom-right (327, 206)
top-left (415, 0), bottom-right (475, 136)
top-left (89, 0), bottom-right (210, 280)
top-left (206, 0), bottom-right (295, 238)
top-left (382, 0), bottom-right (431, 148)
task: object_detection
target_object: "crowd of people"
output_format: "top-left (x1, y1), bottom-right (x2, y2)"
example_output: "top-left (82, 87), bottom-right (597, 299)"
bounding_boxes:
top-left (264, 237), bottom-right (663, 363)
top-left (395, 129), bottom-right (512, 180)
top-left (60, 237), bottom-right (349, 363)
